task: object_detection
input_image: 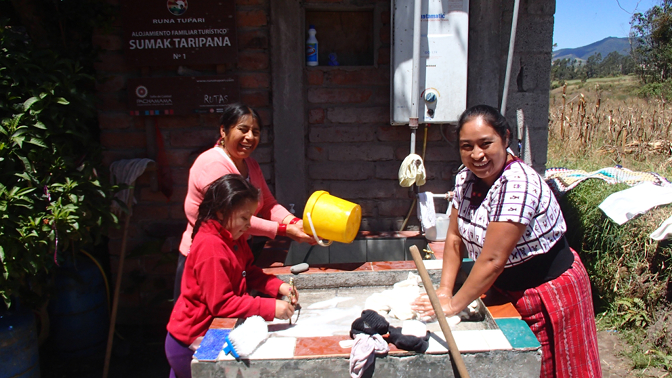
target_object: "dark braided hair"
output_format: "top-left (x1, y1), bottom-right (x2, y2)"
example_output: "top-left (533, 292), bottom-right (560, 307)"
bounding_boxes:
top-left (191, 174), bottom-right (260, 240)
top-left (217, 103), bottom-right (262, 144)
top-left (457, 104), bottom-right (511, 145)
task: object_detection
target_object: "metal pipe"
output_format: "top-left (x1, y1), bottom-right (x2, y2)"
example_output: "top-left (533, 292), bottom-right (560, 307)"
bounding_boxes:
top-left (500, 0), bottom-right (521, 117)
top-left (409, 0), bottom-right (423, 154)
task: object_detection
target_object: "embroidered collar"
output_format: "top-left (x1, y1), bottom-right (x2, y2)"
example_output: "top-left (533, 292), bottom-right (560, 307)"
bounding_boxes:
top-left (469, 155), bottom-right (520, 208)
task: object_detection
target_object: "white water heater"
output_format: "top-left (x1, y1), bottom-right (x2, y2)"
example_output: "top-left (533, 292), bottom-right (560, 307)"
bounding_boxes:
top-left (391, 0), bottom-right (469, 125)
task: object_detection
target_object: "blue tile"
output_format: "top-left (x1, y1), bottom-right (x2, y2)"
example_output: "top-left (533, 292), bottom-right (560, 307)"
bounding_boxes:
top-left (495, 318), bottom-right (540, 350)
top-left (193, 329), bottom-right (230, 361)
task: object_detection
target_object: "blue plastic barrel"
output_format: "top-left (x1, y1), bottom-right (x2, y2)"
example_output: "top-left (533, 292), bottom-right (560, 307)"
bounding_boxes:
top-left (46, 256), bottom-right (109, 359)
top-left (0, 304), bottom-right (41, 378)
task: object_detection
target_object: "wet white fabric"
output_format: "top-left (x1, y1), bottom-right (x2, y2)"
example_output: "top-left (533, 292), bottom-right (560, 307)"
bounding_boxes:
top-left (651, 215), bottom-right (672, 240)
top-left (599, 182), bottom-right (672, 225)
top-left (349, 334), bottom-right (389, 378)
top-left (364, 273), bottom-right (422, 320)
top-left (398, 154), bottom-right (426, 187)
top-left (417, 192), bottom-right (436, 232)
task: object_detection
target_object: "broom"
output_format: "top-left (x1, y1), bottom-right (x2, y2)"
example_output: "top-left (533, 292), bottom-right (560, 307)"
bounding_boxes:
top-left (222, 316), bottom-right (269, 359)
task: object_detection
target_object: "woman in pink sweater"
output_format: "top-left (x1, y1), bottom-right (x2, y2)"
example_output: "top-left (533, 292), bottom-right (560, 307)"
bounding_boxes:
top-left (175, 103), bottom-right (313, 299)
top-left (166, 174), bottom-right (298, 378)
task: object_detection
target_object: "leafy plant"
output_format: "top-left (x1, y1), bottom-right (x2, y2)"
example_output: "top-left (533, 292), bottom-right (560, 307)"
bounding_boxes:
top-left (0, 20), bottom-right (118, 308)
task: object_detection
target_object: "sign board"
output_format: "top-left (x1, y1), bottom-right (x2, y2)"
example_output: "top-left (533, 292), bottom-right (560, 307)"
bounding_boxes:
top-left (121, 0), bottom-right (236, 66)
top-left (127, 76), bottom-right (239, 115)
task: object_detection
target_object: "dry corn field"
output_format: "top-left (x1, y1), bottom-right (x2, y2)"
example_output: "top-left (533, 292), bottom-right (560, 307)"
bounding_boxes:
top-left (548, 77), bottom-right (672, 177)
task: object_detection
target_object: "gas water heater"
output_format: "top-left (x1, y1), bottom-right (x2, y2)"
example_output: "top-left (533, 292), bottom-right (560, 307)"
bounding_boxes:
top-left (391, 0), bottom-right (469, 125)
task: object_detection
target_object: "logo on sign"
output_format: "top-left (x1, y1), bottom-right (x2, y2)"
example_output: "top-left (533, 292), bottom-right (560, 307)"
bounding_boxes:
top-left (136, 85), bottom-right (148, 98)
top-left (167, 0), bottom-right (188, 16)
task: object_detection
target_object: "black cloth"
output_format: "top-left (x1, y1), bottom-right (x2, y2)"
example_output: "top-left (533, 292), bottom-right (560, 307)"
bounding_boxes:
top-left (387, 326), bottom-right (430, 353)
top-left (350, 310), bottom-right (390, 338)
top-left (494, 235), bottom-right (574, 291)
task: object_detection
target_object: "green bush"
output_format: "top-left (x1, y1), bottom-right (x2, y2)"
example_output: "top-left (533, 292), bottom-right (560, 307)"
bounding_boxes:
top-left (0, 21), bottom-right (118, 308)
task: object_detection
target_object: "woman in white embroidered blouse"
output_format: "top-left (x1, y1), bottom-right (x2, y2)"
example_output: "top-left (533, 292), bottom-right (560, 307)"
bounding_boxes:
top-left (411, 105), bottom-right (601, 378)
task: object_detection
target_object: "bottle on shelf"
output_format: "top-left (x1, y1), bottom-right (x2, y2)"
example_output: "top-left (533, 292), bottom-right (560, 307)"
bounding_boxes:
top-left (306, 25), bottom-right (318, 66)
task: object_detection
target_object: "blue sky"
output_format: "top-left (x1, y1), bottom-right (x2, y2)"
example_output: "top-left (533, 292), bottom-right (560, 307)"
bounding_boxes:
top-left (553, 0), bottom-right (661, 49)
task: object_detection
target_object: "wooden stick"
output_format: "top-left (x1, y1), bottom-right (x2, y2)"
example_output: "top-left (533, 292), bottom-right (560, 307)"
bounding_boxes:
top-left (409, 245), bottom-right (470, 378)
top-left (102, 185), bottom-right (135, 378)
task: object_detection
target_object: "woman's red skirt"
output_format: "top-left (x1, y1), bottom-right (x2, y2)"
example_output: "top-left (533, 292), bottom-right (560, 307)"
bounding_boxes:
top-left (498, 250), bottom-right (602, 378)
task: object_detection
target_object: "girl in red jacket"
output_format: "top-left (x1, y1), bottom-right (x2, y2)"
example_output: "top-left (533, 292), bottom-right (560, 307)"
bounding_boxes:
top-left (165, 174), bottom-right (298, 378)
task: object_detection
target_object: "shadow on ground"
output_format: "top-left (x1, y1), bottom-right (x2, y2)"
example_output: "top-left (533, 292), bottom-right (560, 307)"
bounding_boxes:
top-left (40, 324), bottom-right (169, 378)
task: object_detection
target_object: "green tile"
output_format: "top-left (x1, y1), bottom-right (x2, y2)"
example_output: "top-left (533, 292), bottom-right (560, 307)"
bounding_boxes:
top-left (495, 318), bottom-right (541, 350)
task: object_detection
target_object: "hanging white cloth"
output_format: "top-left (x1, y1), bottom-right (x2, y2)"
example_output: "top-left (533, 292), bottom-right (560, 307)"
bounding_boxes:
top-left (599, 182), bottom-right (672, 225)
top-left (109, 158), bottom-right (154, 216)
top-left (416, 192), bottom-right (436, 232)
top-left (398, 154), bottom-right (426, 187)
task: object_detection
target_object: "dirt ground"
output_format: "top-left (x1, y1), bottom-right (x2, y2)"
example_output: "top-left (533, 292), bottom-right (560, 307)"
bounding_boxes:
top-left (599, 330), bottom-right (668, 377)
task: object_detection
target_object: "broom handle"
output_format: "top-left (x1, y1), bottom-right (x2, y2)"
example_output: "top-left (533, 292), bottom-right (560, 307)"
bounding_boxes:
top-left (103, 184), bottom-right (135, 378)
top-left (409, 245), bottom-right (470, 378)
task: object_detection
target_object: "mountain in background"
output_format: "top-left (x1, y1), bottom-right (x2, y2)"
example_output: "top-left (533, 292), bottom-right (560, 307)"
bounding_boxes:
top-left (553, 37), bottom-right (631, 61)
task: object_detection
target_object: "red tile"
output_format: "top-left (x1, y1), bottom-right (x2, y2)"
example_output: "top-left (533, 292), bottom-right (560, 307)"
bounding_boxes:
top-left (294, 336), bottom-right (352, 358)
top-left (210, 318), bottom-right (237, 329)
top-left (370, 261), bottom-right (416, 271)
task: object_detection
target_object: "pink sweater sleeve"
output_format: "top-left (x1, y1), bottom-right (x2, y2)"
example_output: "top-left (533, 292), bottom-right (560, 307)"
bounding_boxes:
top-left (246, 158), bottom-right (292, 239)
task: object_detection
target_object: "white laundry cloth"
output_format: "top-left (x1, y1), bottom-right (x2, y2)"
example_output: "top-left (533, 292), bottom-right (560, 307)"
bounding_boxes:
top-left (417, 192), bottom-right (436, 232)
top-left (364, 273), bottom-right (422, 320)
top-left (651, 214), bottom-right (672, 240)
top-left (598, 182), bottom-right (672, 225)
top-left (109, 158), bottom-right (154, 215)
top-left (349, 334), bottom-right (389, 378)
top-left (398, 154), bottom-right (426, 187)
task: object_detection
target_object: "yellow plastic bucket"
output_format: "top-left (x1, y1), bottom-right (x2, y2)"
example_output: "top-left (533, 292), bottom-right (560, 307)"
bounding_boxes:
top-left (303, 191), bottom-right (362, 245)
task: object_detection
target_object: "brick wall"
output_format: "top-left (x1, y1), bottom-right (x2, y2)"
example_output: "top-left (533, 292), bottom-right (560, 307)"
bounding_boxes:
top-left (95, 0), bottom-right (274, 325)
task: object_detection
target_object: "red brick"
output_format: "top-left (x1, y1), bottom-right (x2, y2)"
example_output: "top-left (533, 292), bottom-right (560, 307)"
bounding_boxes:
top-left (102, 151), bottom-right (137, 167)
top-left (308, 88), bottom-right (372, 104)
top-left (309, 126), bottom-right (376, 143)
top-left (308, 162), bottom-right (374, 180)
top-left (237, 10), bottom-right (267, 28)
top-left (307, 70), bottom-right (324, 86)
top-left (99, 112), bottom-right (133, 130)
top-left (326, 69), bottom-right (389, 86)
top-left (238, 51), bottom-right (269, 70)
top-left (327, 144), bottom-right (394, 161)
top-left (92, 33), bottom-right (123, 51)
top-left (96, 93), bottom-right (126, 112)
top-left (307, 146), bottom-right (327, 161)
top-left (96, 75), bottom-right (125, 93)
top-left (238, 29), bottom-right (269, 49)
top-left (256, 107), bottom-right (272, 126)
top-left (378, 126), bottom-right (416, 142)
top-left (424, 146), bottom-right (459, 162)
top-left (236, 0), bottom-right (266, 5)
top-left (94, 53), bottom-right (128, 73)
top-left (380, 25), bottom-right (390, 44)
top-left (101, 130), bottom-right (146, 149)
top-left (326, 106), bottom-right (389, 123)
top-left (170, 130), bottom-right (219, 148)
top-left (170, 203), bottom-right (187, 220)
top-left (155, 115), bottom-right (202, 129)
top-left (240, 91), bottom-right (270, 107)
top-left (374, 161), bottom-right (402, 180)
top-left (358, 200), bottom-right (376, 217)
top-left (164, 148), bottom-right (193, 167)
top-left (251, 145), bottom-right (272, 163)
top-left (240, 73), bottom-right (270, 89)
top-left (308, 108), bottom-right (325, 124)
top-left (381, 11), bottom-right (391, 25)
top-left (378, 47), bottom-right (390, 65)
top-left (129, 204), bottom-right (170, 221)
top-left (378, 199), bottom-right (414, 217)
top-left (305, 0), bottom-right (341, 2)
top-left (329, 180), bottom-right (403, 199)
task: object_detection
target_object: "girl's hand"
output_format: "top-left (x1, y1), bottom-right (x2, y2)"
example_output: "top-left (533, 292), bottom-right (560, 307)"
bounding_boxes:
top-left (411, 287), bottom-right (457, 319)
top-left (275, 300), bottom-right (295, 320)
top-left (278, 283), bottom-right (299, 305)
top-left (286, 222), bottom-right (317, 245)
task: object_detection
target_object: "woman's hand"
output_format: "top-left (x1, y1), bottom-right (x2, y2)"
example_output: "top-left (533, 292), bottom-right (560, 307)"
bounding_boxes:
top-left (278, 283), bottom-right (299, 305)
top-left (275, 299), bottom-right (295, 320)
top-left (411, 287), bottom-right (458, 319)
top-left (286, 221), bottom-right (317, 245)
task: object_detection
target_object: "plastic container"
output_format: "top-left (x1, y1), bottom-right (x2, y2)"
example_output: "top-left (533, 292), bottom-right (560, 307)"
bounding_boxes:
top-left (424, 213), bottom-right (449, 242)
top-left (0, 304), bottom-right (40, 378)
top-left (303, 190), bottom-right (361, 244)
top-left (306, 25), bottom-right (318, 66)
